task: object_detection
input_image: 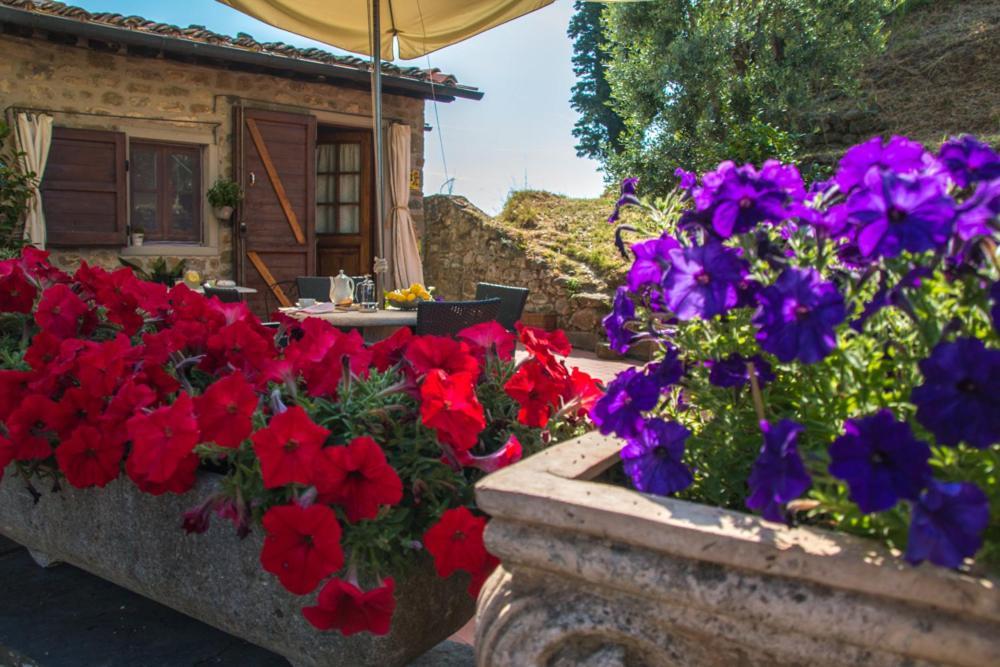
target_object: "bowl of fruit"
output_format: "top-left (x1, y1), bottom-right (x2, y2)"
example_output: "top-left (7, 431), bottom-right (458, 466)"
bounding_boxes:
top-left (385, 284), bottom-right (433, 309)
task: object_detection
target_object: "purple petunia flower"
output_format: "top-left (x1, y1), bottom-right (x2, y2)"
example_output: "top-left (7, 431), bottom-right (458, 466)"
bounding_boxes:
top-left (621, 419), bottom-right (693, 496)
top-left (844, 169), bottom-right (955, 259)
top-left (645, 347), bottom-right (685, 390)
top-left (992, 282), bottom-right (1000, 334)
top-left (674, 167), bottom-right (697, 191)
top-left (910, 338), bottom-right (1000, 449)
top-left (835, 135), bottom-right (929, 192)
top-left (954, 178), bottom-right (1000, 241)
top-left (608, 177), bottom-right (640, 223)
top-left (590, 366), bottom-right (660, 440)
top-left (904, 479), bottom-right (990, 568)
top-left (691, 160), bottom-right (803, 238)
top-left (707, 353), bottom-right (775, 389)
top-left (752, 267), bottom-right (846, 364)
top-left (937, 136), bottom-right (1000, 188)
top-left (828, 409), bottom-right (932, 514)
top-left (604, 287), bottom-right (637, 354)
top-left (746, 419), bottom-right (811, 523)
top-left (627, 234), bottom-right (681, 292)
top-left (661, 242), bottom-right (748, 320)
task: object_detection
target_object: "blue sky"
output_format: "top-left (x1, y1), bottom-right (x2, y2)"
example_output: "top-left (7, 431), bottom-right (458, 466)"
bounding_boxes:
top-left (73, 0), bottom-right (607, 213)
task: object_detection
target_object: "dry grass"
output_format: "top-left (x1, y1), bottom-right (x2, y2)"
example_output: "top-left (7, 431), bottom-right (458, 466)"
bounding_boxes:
top-left (863, 0), bottom-right (1000, 145)
top-left (494, 190), bottom-right (641, 293)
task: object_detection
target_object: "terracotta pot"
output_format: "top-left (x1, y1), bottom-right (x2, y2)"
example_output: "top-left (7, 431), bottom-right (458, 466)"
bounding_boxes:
top-left (474, 432), bottom-right (1000, 667)
top-left (0, 471), bottom-right (473, 667)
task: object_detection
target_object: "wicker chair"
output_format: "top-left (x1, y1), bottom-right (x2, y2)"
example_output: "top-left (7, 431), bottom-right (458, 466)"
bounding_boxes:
top-left (203, 286), bottom-right (242, 303)
top-left (415, 298), bottom-right (502, 337)
top-left (296, 276), bottom-right (332, 302)
top-left (474, 282), bottom-right (529, 331)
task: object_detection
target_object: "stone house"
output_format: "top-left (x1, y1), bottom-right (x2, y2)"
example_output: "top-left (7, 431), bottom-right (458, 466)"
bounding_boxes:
top-left (0, 0), bottom-right (479, 313)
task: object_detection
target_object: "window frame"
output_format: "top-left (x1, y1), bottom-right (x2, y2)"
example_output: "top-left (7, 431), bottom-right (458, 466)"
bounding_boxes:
top-left (128, 139), bottom-right (204, 245)
top-left (315, 140), bottom-right (362, 236)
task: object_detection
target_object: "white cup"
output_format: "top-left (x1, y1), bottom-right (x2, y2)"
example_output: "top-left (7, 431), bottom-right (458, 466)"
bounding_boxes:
top-left (297, 298), bottom-right (316, 308)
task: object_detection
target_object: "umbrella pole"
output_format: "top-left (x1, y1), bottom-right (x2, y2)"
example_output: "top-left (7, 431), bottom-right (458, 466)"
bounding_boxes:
top-left (370, 0), bottom-right (386, 296)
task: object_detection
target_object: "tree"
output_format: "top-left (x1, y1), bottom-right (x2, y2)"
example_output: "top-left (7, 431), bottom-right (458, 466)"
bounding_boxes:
top-left (598, 0), bottom-right (901, 195)
top-left (567, 1), bottom-right (626, 166)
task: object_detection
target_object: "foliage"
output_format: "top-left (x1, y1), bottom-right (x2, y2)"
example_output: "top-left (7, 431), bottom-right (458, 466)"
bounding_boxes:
top-left (207, 178), bottom-right (243, 208)
top-left (0, 121), bottom-right (36, 254)
top-left (117, 256), bottom-right (187, 286)
top-left (598, 0), bottom-right (904, 194)
top-left (567, 0), bottom-right (626, 164)
top-left (0, 251), bottom-right (601, 635)
top-left (597, 135), bottom-right (1000, 571)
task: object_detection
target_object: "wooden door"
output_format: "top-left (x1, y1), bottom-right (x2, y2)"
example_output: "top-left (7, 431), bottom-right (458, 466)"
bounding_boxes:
top-left (315, 128), bottom-right (374, 278)
top-left (235, 108), bottom-right (316, 316)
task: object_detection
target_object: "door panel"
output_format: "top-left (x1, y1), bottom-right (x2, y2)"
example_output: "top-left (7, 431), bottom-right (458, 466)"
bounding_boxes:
top-left (315, 128), bottom-right (373, 280)
top-left (236, 108), bottom-right (316, 316)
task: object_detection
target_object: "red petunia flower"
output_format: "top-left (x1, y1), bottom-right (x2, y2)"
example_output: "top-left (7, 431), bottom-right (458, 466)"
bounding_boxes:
top-left (419, 370), bottom-right (485, 453)
top-left (24, 331), bottom-right (61, 371)
top-left (456, 434), bottom-right (523, 474)
top-left (55, 387), bottom-right (106, 438)
top-left (404, 336), bottom-right (480, 379)
top-left (503, 359), bottom-right (567, 428)
top-left (126, 393), bottom-right (201, 485)
top-left (0, 261), bottom-right (36, 313)
top-left (126, 449), bottom-right (198, 496)
top-left (562, 368), bottom-right (603, 420)
top-left (6, 394), bottom-right (69, 460)
top-left (368, 326), bottom-right (413, 372)
top-left (19, 247), bottom-right (67, 287)
top-left (0, 370), bottom-right (35, 420)
top-left (194, 372), bottom-right (259, 448)
top-left (302, 577), bottom-right (396, 635)
top-left (423, 506), bottom-right (491, 579)
top-left (457, 322), bottom-right (516, 362)
top-left (516, 323), bottom-right (571, 376)
top-left (36, 284), bottom-right (90, 339)
top-left (75, 335), bottom-right (134, 398)
top-left (260, 503), bottom-right (344, 595)
top-left (56, 424), bottom-right (124, 488)
top-left (251, 406), bottom-right (329, 488)
top-left (103, 378), bottom-right (157, 428)
top-left (204, 320), bottom-right (276, 380)
top-left (312, 436), bottom-right (403, 522)
top-left (300, 329), bottom-right (372, 398)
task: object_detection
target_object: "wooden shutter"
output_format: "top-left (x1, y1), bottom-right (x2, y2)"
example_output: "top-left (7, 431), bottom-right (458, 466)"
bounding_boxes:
top-left (42, 127), bottom-right (126, 246)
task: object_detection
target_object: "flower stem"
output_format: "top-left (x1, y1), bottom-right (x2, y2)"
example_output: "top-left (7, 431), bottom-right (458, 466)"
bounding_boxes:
top-left (746, 361), bottom-right (766, 422)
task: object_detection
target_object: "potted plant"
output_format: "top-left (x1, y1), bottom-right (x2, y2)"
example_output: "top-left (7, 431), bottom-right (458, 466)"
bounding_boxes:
top-left (207, 178), bottom-right (242, 221)
top-left (0, 249), bottom-right (601, 666)
top-left (130, 224), bottom-right (145, 247)
top-left (475, 135), bottom-right (1000, 666)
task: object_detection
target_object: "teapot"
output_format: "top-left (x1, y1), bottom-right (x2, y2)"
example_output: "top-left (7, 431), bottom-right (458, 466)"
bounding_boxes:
top-left (330, 270), bottom-right (355, 305)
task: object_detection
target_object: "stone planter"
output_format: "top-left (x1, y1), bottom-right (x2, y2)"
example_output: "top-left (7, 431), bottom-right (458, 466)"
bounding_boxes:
top-left (213, 205), bottom-right (235, 221)
top-left (0, 470), bottom-right (473, 667)
top-left (474, 432), bottom-right (1000, 666)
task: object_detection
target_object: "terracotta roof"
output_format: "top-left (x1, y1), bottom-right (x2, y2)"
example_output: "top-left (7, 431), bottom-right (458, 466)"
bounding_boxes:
top-left (0, 0), bottom-right (481, 99)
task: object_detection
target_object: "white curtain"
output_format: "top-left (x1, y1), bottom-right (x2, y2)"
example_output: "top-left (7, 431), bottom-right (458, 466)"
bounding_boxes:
top-left (387, 123), bottom-right (424, 291)
top-left (14, 113), bottom-right (53, 249)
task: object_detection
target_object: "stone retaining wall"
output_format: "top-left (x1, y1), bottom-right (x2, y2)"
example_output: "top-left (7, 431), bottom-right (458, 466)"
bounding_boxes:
top-left (422, 195), bottom-right (611, 349)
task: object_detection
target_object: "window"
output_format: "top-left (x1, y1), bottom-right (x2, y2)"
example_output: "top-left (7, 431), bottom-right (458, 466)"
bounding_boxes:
top-left (42, 128), bottom-right (127, 246)
top-left (129, 141), bottom-right (202, 243)
top-left (316, 142), bottom-right (361, 235)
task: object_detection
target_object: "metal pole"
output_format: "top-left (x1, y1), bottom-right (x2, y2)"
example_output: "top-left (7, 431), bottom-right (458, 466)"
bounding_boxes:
top-left (370, 0), bottom-right (386, 288)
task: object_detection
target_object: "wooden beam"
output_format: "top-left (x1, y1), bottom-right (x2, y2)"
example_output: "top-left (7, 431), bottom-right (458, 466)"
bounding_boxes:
top-left (246, 250), bottom-right (292, 308)
top-left (245, 117), bottom-right (306, 245)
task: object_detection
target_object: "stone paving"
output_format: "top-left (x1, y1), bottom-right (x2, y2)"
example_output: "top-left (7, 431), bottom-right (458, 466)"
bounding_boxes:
top-left (0, 536), bottom-right (471, 667)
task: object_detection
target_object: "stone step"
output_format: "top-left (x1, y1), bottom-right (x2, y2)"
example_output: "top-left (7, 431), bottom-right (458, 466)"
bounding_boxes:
top-left (0, 540), bottom-right (472, 667)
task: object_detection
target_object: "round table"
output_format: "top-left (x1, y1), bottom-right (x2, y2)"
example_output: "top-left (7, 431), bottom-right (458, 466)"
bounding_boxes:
top-left (279, 307), bottom-right (416, 341)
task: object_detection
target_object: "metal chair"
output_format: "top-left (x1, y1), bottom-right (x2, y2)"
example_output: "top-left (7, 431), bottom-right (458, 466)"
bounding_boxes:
top-left (296, 276), bottom-right (332, 302)
top-left (203, 286), bottom-right (242, 303)
top-left (475, 282), bottom-right (529, 331)
top-left (416, 298), bottom-right (502, 337)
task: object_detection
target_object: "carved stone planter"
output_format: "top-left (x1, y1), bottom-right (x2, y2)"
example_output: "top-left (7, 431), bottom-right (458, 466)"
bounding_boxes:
top-left (474, 432), bottom-right (1000, 666)
top-left (0, 470), bottom-right (473, 667)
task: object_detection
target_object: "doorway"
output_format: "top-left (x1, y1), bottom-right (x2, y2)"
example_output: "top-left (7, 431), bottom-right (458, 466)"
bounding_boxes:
top-left (315, 126), bottom-right (374, 277)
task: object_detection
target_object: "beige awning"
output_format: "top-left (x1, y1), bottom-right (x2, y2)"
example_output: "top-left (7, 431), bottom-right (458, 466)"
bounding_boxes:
top-left (218, 0), bottom-right (554, 59)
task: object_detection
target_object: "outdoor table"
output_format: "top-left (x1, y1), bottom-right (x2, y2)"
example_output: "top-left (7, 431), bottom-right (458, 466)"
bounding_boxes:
top-left (279, 305), bottom-right (416, 341)
top-left (190, 285), bottom-right (258, 295)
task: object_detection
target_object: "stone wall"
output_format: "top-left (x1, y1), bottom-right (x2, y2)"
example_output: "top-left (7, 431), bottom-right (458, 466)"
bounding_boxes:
top-left (0, 32), bottom-right (425, 279)
top-left (422, 195), bottom-right (611, 349)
